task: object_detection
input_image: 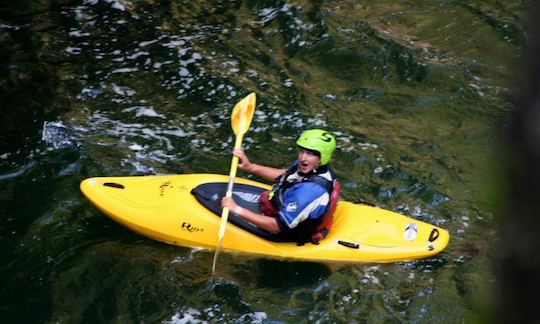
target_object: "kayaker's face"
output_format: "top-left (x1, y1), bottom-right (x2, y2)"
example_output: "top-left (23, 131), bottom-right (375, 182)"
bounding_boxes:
top-left (297, 148), bottom-right (321, 173)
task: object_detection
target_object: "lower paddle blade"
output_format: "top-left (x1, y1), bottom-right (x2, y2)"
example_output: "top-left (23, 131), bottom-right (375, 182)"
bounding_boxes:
top-left (212, 204), bottom-right (231, 278)
top-left (211, 236), bottom-right (223, 279)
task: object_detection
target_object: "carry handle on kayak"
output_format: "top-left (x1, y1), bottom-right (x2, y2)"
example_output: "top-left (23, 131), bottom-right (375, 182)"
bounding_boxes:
top-left (338, 240), bottom-right (360, 249)
top-left (428, 228), bottom-right (439, 242)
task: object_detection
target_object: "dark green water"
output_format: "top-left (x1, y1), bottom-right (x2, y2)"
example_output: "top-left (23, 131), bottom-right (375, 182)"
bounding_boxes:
top-left (0, 1), bottom-right (530, 322)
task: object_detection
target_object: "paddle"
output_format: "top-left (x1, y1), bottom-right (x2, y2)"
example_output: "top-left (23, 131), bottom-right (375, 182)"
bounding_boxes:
top-left (212, 92), bottom-right (256, 278)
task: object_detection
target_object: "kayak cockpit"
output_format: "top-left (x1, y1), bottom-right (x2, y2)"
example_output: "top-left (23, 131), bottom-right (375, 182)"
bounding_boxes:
top-left (191, 182), bottom-right (296, 243)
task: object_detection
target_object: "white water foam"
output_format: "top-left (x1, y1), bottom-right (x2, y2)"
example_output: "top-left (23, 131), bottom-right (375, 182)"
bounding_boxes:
top-left (42, 121), bottom-right (79, 149)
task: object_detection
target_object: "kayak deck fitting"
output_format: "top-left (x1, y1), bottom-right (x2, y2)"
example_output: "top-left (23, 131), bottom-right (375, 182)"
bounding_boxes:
top-left (80, 174), bottom-right (450, 263)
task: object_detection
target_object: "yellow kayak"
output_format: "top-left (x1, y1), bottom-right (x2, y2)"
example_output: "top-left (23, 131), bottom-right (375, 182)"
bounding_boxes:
top-left (80, 174), bottom-right (449, 263)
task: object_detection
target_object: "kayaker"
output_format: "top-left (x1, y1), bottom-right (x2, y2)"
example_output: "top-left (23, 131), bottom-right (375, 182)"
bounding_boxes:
top-left (221, 129), bottom-right (339, 243)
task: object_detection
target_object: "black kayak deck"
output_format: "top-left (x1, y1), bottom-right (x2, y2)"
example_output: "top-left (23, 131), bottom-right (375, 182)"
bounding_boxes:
top-left (191, 182), bottom-right (295, 242)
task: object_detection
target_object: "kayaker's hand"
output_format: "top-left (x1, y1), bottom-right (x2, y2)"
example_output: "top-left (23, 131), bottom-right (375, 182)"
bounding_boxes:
top-left (232, 148), bottom-right (253, 172)
top-left (221, 196), bottom-right (242, 215)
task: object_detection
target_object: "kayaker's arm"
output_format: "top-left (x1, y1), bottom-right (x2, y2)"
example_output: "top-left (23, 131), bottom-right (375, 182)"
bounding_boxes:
top-left (245, 163), bottom-right (286, 182)
top-left (233, 149), bottom-right (286, 181)
top-left (221, 196), bottom-right (281, 234)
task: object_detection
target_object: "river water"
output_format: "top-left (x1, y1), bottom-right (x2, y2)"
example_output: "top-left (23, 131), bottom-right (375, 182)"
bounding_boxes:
top-left (0, 1), bottom-right (530, 322)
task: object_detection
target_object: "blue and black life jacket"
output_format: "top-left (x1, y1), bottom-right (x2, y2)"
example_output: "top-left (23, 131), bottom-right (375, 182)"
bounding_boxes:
top-left (259, 161), bottom-right (340, 244)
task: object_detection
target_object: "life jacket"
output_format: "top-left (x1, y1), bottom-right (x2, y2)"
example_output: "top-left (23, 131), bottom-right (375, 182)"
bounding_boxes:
top-left (258, 162), bottom-right (340, 244)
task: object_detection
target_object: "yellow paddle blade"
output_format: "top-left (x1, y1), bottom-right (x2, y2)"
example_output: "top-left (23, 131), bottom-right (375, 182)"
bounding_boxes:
top-left (231, 92), bottom-right (256, 135)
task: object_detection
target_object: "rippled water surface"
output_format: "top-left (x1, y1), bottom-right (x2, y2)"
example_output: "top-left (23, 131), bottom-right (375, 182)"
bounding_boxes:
top-left (0, 1), bottom-right (530, 322)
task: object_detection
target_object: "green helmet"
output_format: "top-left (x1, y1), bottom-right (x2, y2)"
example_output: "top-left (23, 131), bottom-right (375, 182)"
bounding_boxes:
top-left (296, 129), bottom-right (336, 165)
